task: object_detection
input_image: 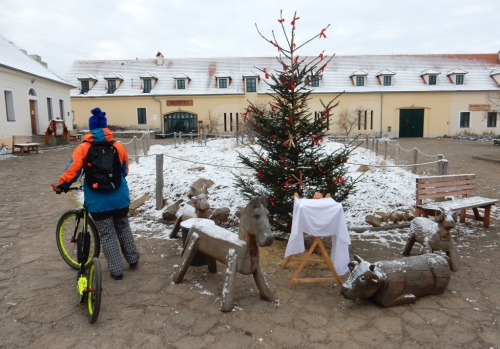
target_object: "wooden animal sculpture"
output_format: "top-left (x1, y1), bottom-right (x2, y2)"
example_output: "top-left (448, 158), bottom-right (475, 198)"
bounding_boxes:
top-left (403, 208), bottom-right (457, 271)
top-left (340, 254), bottom-right (451, 307)
top-left (170, 185), bottom-right (211, 239)
top-left (173, 195), bottom-right (276, 312)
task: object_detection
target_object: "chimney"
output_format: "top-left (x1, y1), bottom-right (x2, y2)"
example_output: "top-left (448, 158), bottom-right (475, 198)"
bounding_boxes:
top-left (156, 51), bottom-right (164, 66)
top-left (28, 54), bottom-right (48, 68)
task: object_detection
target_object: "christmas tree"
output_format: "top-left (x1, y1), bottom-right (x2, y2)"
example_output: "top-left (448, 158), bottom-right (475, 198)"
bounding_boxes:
top-left (235, 11), bottom-right (359, 234)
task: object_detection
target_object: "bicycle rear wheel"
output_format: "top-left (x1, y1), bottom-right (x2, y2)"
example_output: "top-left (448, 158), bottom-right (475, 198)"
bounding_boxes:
top-left (56, 210), bottom-right (100, 269)
top-left (86, 258), bottom-right (102, 324)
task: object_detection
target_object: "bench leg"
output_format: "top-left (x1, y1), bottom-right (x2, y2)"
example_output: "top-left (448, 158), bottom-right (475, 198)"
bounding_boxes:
top-left (483, 206), bottom-right (491, 228)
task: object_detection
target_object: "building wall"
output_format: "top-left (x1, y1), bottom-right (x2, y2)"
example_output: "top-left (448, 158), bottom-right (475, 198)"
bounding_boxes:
top-left (0, 67), bottom-right (73, 147)
top-left (69, 89), bottom-right (497, 138)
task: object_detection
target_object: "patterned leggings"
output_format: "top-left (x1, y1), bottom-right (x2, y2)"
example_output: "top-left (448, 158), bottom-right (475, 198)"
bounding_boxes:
top-left (93, 215), bottom-right (139, 276)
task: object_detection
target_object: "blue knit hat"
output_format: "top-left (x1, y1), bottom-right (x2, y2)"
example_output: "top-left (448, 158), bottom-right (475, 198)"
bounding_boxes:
top-left (89, 107), bottom-right (107, 130)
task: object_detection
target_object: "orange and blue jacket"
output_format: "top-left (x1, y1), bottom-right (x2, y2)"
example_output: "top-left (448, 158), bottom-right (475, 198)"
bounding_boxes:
top-left (58, 128), bottom-right (131, 213)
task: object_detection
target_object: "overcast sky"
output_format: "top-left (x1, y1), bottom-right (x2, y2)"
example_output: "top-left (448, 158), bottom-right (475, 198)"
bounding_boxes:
top-left (1, 0), bottom-right (499, 77)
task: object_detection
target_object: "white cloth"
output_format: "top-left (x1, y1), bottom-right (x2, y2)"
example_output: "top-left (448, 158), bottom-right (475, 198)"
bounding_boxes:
top-left (285, 197), bottom-right (351, 275)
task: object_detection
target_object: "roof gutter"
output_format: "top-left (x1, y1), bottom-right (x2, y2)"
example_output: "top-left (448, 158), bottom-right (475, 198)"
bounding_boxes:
top-left (152, 96), bottom-right (163, 133)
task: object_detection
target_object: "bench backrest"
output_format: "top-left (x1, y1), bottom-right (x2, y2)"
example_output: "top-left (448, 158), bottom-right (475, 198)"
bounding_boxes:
top-left (416, 174), bottom-right (476, 202)
top-left (13, 135), bottom-right (33, 144)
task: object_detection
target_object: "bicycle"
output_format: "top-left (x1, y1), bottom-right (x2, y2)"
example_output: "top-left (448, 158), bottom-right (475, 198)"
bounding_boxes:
top-left (52, 184), bottom-right (102, 324)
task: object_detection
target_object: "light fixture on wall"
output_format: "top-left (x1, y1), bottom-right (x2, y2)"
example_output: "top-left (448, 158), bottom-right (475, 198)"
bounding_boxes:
top-left (31, 79), bottom-right (35, 83)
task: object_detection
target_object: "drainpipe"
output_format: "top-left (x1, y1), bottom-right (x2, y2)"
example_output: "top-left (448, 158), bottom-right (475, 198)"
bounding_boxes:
top-left (152, 96), bottom-right (163, 134)
top-left (379, 92), bottom-right (384, 138)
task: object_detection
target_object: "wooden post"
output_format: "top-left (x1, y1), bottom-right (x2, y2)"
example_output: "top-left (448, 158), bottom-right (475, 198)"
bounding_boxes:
top-left (384, 141), bottom-right (387, 160)
top-left (437, 154), bottom-right (444, 174)
top-left (442, 159), bottom-right (448, 175)
top-left (173, 132), bottom-right (177, 148)
top-left (371, 137), bottom-right (375, 151)
top-left (365, 136), bottom-right (369, 148)
top-left (142, 136), bottom-right (148, 157)
top-left (133, 136), bottom-right (139, 163)
top-left (396, 144), bottom-right (400, 165)
top-left (375, 139), bottom-right (379, 156)
top-left (156, 154), bottom-right (164, 210)
top-left (204, 132), bottom-right (207, 146)
top-left (412, 148), bottom-right (418, 174)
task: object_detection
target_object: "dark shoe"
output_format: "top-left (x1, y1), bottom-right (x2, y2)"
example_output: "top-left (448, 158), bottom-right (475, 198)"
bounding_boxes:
top-left (130, 261), bottom-right (138, 269)
top-left (111, 274), bottom-right (123, 280)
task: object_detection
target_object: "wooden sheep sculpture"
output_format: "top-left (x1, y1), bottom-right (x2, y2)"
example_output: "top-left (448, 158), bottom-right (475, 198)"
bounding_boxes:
top-left (170, 185), bottom-right (211, 238)
top-left (402, 208), bottom-right (457, 271)
top-left (173, 195), bottom-right (276, 312)
top-left (340, 254), bottom-right (451, 307)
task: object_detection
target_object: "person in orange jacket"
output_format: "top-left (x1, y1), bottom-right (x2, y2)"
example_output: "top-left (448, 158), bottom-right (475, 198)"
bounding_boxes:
top-left (57, 108), bottom-right (139, 280)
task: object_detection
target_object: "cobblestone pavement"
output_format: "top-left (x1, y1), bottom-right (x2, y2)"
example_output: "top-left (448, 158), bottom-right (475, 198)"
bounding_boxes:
top-left (0, 137), bottom-right (499, 349)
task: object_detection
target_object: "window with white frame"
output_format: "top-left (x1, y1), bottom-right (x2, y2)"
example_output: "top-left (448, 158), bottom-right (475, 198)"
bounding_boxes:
top-left (177, 79), bottom-right (186, 89)
top-left (460, 112), bottom-right (470, 128)
top-left (246, 78), bottom-right (256, 92)
top-left (59, 99), bottom-right (65, 121)
top-left (80, 80), bottom-right (89, 94)
top-left (47, 97), bottom-right (53, 121)
top-left (137, 108), bottom-right (147, 125)
top-left (143, 79), bottom-right (152, 93)
top-left (107, 80), bottom-right (116, 94)
top-left (356, 76), bottom-right (364, 86)
top-left (487, 111), bottom-right (497, 128)
top-left (218, 78), bottom-right (227, 88)
top-left (4, 90), bottom-right (16, 121)
top-left (456, 75), bottom-right (464, 85)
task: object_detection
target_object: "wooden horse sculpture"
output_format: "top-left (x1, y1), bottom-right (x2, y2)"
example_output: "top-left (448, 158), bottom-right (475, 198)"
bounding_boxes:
top-left (173, 195), bottom-right (276, 312)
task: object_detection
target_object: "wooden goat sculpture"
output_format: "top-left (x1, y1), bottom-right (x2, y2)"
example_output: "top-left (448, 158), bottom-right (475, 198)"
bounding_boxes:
top-left (173, 195), bottom-right (276, 312)
top-left (403, 207), bottom-right (457, 271)
top-left (169, 185), bottom-right (210, 238)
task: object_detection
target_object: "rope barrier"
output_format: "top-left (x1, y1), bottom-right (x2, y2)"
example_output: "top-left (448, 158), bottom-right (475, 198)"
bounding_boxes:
top-left (415, 148), bottom-right (440, 158)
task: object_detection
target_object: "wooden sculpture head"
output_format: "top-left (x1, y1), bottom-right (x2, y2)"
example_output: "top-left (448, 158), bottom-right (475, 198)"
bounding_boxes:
top-left (239, 195), bottom-right (274, 247)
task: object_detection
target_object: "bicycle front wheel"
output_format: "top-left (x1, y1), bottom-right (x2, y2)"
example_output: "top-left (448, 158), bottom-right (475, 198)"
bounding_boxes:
top-left (56, 210), bottom-right (100, 269)
top-left (86, 258), bottom-right (102, 324)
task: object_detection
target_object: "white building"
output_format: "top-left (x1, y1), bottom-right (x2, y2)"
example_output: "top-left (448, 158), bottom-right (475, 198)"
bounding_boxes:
top-left (0, 34), bottom-right (75, 147)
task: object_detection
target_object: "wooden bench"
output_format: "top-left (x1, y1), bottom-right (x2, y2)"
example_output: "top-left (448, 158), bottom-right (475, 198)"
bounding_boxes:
top-left (12, 135), bottom-right (40, 155)
top-left (415, 174), bottom-right (499, 228)
top-left (494, 139), bottom-right (500, 146)
top-left (69, 130), bottom-right (82, 141)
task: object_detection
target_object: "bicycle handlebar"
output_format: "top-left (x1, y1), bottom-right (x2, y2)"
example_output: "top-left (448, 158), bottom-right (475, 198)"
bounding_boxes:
top-left (51, 184), bottom-right (83, 193)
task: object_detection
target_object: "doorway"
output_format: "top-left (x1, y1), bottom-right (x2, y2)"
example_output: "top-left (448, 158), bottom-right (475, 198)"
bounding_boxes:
top-left (29, 100), bottom-right (38, 135)
top-left (163, 112), bottom-right (197, 137)
top-left (399, 109), bottom-right (424, 137)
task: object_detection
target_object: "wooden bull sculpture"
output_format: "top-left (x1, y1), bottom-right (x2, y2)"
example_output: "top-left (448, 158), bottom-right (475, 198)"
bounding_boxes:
top-left (173, 195), bottom-right (276, 312)
top-left (340, 254), bottom-right (451, 307)
top-left (403, 207), bottom-right (457, 271)
top-left (170, 185), bottom-right (211, 239)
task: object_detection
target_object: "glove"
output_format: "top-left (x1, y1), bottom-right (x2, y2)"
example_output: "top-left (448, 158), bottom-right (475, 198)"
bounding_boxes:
top-left (57, 185), bottom-right (69, 193)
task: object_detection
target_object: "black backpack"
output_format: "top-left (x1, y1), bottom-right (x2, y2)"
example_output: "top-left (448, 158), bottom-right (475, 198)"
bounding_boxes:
top-left (84, 141), bottom-right (122, 190)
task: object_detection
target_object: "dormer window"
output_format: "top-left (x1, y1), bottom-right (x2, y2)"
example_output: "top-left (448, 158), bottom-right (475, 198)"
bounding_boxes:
top-left (174, 74), bottom-right (190, 90)
top-left (420, 69), bottom-right (440, 85)
top-left (140, 72), bottom-right (158, 93)
top-left (456, 75), bottom-right (464, 85)
top-left (215, 74), bottom-right (231, 89)
top-left (490, 69), bottom-right (500, 84)
top-left (104, 73), bottom-right (123, 94)
top-left (218, 78), bottom-right (227, 88)
top-left (311, 76), bottom-right (320, 87)
top-left (446, 69), bottom-right (468, 85)
top-left (77, 74), bottom-right (97, 95)
top-left (246, 78), bottom-right (256, 92)
top-left (350, 70), bottom-right (368, 87)
top-left (376, 70), bottom-right (395, 87)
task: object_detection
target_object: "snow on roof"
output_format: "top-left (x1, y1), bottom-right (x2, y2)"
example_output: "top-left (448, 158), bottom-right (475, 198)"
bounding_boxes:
top-left (139, 71), bottom-right (158, 79)
top-left (64, 53), bottom-right (500, 97)
top-left (420, 69), bottom-right (441, 76)
top-left (350, 70), bottom-right (369, 76)
top-left (77, 73), bottom-right (98, 80)
top-left (446, 68), bottom-right (468, 75)
top-left (0, 34), bottom-right (73, 87)
top-left (103, 72), bottom-right (124, 80)
top-left (376, 69), bottom-right (396, 76)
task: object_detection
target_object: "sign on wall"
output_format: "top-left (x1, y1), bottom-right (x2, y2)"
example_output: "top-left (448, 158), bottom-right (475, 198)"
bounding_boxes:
top-left (469, 104), bottom-right (490, 111)
top-left (167, 100), bottom-right (193, 106)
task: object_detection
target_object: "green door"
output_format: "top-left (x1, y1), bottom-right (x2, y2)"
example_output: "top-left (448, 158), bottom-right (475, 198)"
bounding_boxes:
top-left (399, 109), bottom-right (424, 137)
top-left (164, 112), bottom-right (197, 138)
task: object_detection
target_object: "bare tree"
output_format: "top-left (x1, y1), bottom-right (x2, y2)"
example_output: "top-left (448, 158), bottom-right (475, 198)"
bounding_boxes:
top-left (336, 108), bottom-right (360, 138)
top-left (205, 110), bottom-right (221, 134)
top-left (487, 91), bottom-right (500, 113)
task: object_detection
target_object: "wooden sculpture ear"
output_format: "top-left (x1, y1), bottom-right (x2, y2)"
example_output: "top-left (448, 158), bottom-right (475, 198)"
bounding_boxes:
top-left (348, 262), bottom-right (358, 272)
top-left (354, 255), bottom-right (363, 263)
top-left (259, 195), bottom-right (268, 208)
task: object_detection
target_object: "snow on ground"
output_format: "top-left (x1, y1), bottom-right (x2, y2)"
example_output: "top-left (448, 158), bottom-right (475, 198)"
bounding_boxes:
top-left (125, 137), bottom-right (416, 238)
